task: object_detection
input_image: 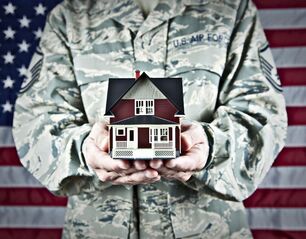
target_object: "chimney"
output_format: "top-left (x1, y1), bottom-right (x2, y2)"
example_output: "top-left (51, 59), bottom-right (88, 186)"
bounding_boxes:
top-left (135, 70), bottom-right (140, 80)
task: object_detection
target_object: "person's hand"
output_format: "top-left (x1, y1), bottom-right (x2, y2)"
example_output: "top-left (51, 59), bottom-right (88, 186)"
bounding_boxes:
top-left (150, 121), bottom-right (209, 182)
top-left (83, 122), bottom-right (160, 185)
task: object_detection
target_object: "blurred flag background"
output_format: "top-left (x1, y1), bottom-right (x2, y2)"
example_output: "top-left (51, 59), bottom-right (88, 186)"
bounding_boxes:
top-left (0, 0), bottom-right (306, 238)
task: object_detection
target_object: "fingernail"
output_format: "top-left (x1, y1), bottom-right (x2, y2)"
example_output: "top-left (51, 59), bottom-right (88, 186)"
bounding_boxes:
top-left (120, 162), bottom-right (130, 170)
top-left (146, 170), bottom-right (158, 178)
top-left (166, 161), bottom-right (175, 168)
top-left (150, 160), bottom-right (162, 169)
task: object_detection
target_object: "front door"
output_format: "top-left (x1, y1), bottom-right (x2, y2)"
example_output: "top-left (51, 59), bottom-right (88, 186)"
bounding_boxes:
top-left (127, 128), bottom-right (137, 149)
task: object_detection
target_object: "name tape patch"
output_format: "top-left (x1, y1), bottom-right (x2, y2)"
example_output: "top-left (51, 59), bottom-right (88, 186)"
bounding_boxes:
top-left (173, 32), bottom-right (230, 48)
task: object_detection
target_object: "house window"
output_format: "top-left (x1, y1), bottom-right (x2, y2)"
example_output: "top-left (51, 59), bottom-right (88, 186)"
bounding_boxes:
top-left (116, 128), bottom-right (125, 136)
top-left (150, 128), bottom-right (169, 142)
top-left (135, 100), bottom-right (154, 115)
top-left (160, 128), bottom-right (168, 141)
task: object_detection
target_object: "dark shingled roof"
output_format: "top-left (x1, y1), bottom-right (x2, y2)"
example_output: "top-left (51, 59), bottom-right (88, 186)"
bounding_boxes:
top-left (111, 115), bottom-right (177, 125)
top-left (104, 72), bottom-right (185, 116)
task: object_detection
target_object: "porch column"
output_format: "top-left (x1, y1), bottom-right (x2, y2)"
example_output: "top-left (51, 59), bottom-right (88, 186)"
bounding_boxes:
top-left (112, 126), bottom-right (116, 149)
top-left (172, 126), bottom-right (175, 149)
top-left (151, 127), bottom-right (155, 149)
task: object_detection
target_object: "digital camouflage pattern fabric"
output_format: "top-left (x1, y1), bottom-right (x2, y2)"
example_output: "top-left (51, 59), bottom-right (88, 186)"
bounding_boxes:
top-left (13, 0), bottom-right (287, 238)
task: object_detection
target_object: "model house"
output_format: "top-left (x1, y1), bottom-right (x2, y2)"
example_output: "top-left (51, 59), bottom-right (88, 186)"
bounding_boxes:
top-left (104, 71), bottom-right (185, 159)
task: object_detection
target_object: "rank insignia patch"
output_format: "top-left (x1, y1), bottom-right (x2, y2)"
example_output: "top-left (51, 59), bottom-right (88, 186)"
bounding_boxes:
top-left (259, 43), bottom-right (283, 92)
top-left (19, 47), bottom-right (43, 94)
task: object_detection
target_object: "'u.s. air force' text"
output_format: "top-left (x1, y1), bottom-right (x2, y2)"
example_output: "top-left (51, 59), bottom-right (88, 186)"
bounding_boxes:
top-left (173, 33), bottom-right (230, 48)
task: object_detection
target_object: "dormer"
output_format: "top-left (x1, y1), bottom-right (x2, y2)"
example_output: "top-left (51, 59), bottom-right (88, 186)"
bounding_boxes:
top-left (135, 99), bottom-right (154, 115)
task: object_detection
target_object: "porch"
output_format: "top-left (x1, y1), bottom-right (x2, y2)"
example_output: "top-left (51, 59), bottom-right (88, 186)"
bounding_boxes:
top-left (115, 141), bottom-right (174, 149)
top-left (112, 148), bottom-right (177, 159)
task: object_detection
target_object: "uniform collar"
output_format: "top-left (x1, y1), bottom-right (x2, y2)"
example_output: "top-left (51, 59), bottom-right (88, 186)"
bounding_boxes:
top-left (92, 0), bottom-right (210, 38)
top-left (110, 0), bottom-right (188, 38)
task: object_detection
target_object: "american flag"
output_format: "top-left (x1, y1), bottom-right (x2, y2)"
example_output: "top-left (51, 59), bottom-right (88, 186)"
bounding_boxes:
top-left (0, 0), bottom-right (305, 238)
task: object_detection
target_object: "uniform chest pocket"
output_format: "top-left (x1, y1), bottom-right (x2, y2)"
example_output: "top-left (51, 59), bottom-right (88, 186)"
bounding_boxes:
top-left (165, 41), bottom-right (226, 122)
top-left (73, 52), bottom-right (133, 123)
top-left (72, 26), bottom-right (135, 123)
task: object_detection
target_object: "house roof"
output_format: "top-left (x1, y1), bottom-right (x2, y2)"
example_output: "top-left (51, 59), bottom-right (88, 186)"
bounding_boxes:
top-left (104, 72), bottom-right (185, 116)
top-left (111, 115), bottom-right (177, 125)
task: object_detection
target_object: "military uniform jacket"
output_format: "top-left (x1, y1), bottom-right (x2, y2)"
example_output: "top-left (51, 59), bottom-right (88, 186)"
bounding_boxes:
top-left (13, 0), bottom-right (287, 238)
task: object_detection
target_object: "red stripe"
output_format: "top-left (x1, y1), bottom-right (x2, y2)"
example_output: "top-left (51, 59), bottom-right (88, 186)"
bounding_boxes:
top-left (0, 229), bottom-right (63, 239)
top-left (244, 189), bottom-right (306, 208)
top-left (0, 148), bottom-right (21, 166)
top-left (266, 29), bottom-right (306, 48)
top-left (251, 230), bottom-right (306, 239)
top-left (253, 0), bottom-right (306, 9)
top-left (0, 188), bottom-right (67, 206)
top-left (273, 147), bottom-right (306, 167)
top-left (278, 68), bottom-right (306, 86)
top-left (287, 107), bottom-right (306, 126)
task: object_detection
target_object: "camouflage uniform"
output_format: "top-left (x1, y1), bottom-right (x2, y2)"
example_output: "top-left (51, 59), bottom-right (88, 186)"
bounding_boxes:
top-left (13, 0), bottom-right (287, 238)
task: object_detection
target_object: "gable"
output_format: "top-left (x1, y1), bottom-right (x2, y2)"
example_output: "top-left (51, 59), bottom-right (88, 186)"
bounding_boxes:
top-left (104, 72), bottom-right (185, 116)
top-left (122, 77), bottom-right (166, 100)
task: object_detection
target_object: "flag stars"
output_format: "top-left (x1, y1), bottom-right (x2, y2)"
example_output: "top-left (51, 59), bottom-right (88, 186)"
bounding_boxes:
top-left (3, 52), bottom-right (15, 64)
top-left (19, 16), bottom-right (31, 28)
top-left (18, 40), bottom-right (30, 53)
top-left (33, 28), bottom-right (42, 39)
top-left (18, 65), bottom-right (28, 77)
top-left (34, 3), bottom-right (46, 16)
top-left (2, 101), bottom-right (13, 113)
top-left (3, 26), bottom-right (16, 40)
top-left (3, 2), bottom-right (16, 15)
top-left (3, 76), bottom-right (15, 89)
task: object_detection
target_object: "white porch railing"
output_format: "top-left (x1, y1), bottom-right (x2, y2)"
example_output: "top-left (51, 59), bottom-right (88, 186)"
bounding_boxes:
top-left (153, 141), bottom-right (173, 149)
top-left (115, 141), bottom-right (174, 149)
top-left (116, 141), bottom-right (127, 148)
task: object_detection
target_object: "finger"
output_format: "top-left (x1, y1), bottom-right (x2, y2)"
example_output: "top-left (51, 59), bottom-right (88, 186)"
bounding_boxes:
top-left (165, 144), bottom-right (206, 171)
top-left (157, 167), bottom-right (192, 182)
top-left (112, 169), bottom-right (160, 185)
top-left (181, 123), bottom-right (206, 152)
top-left (95, 169), bottom-right (120, 182)
top-left (149, 159), bottom-right (163, 169)
top-left (85, 141), bottom-right (130, 172)
top-left (176, 172), bottom-right (193, 182)
top-left (89, 122), bottom-right (109, 151)
top-left (133, 160), bottom-right (147, 170)
top-left (157, 166), bottom-right (177, 177)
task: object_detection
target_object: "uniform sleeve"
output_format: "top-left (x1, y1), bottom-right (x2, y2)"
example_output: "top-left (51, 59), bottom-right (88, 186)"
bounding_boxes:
top-left (12, 8), bottom-right (102, 196)
top-left (186, 1), bottom-right (287, 201)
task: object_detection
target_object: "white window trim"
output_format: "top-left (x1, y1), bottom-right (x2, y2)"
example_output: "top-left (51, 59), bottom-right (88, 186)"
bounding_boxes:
top-left (150, 127), bottom-right (169, 143)
top-left (116, 128), bottom-right (125, 136)
top-left (135, 99), bottom-right (154, 115)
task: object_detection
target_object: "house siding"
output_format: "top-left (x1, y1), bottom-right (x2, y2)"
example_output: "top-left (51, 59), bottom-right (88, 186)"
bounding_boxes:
top-left (110, 99), bottom-right (179, 124)
top-left (110, 99), bottom-right (134, 123)
top-left (176, 126), bottom-right (180, 151)
top-left (154, 99), bottom-right (179, 123)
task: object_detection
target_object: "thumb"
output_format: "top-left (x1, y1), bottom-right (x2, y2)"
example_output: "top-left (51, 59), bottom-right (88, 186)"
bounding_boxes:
top-left (181, 132), bottom-right (194, 152)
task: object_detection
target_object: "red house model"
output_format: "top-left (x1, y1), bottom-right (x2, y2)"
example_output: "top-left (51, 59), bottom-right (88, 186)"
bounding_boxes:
top-left (104, 72), bottom-right (185, 160)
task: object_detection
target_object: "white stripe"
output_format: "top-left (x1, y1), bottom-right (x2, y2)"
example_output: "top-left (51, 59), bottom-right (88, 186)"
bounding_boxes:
top-left (259, 166), bottom-right (306, 189)
top-left (272, 47), bottom-right (306, 68)
top-left (0, 206), bottom-right (66, 228)
top-left (0, 131), bottom-right (293, 191)
top-left (286, 126), bottom-right (306, 148)
top-left (247, 208), bottom-right (306, 230)
top-left (2, 207), bottom-right (306, 230)
top-left (259, 9), bottom-right (306, 30)
top-left (4, 161), bottom-right (306, 190)
top-left (0, 127), bottom-right (14, 147)
top-left (284, 86), bottom-right (306, 107)
top-left (0, 167), bottom-right (42, 188)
